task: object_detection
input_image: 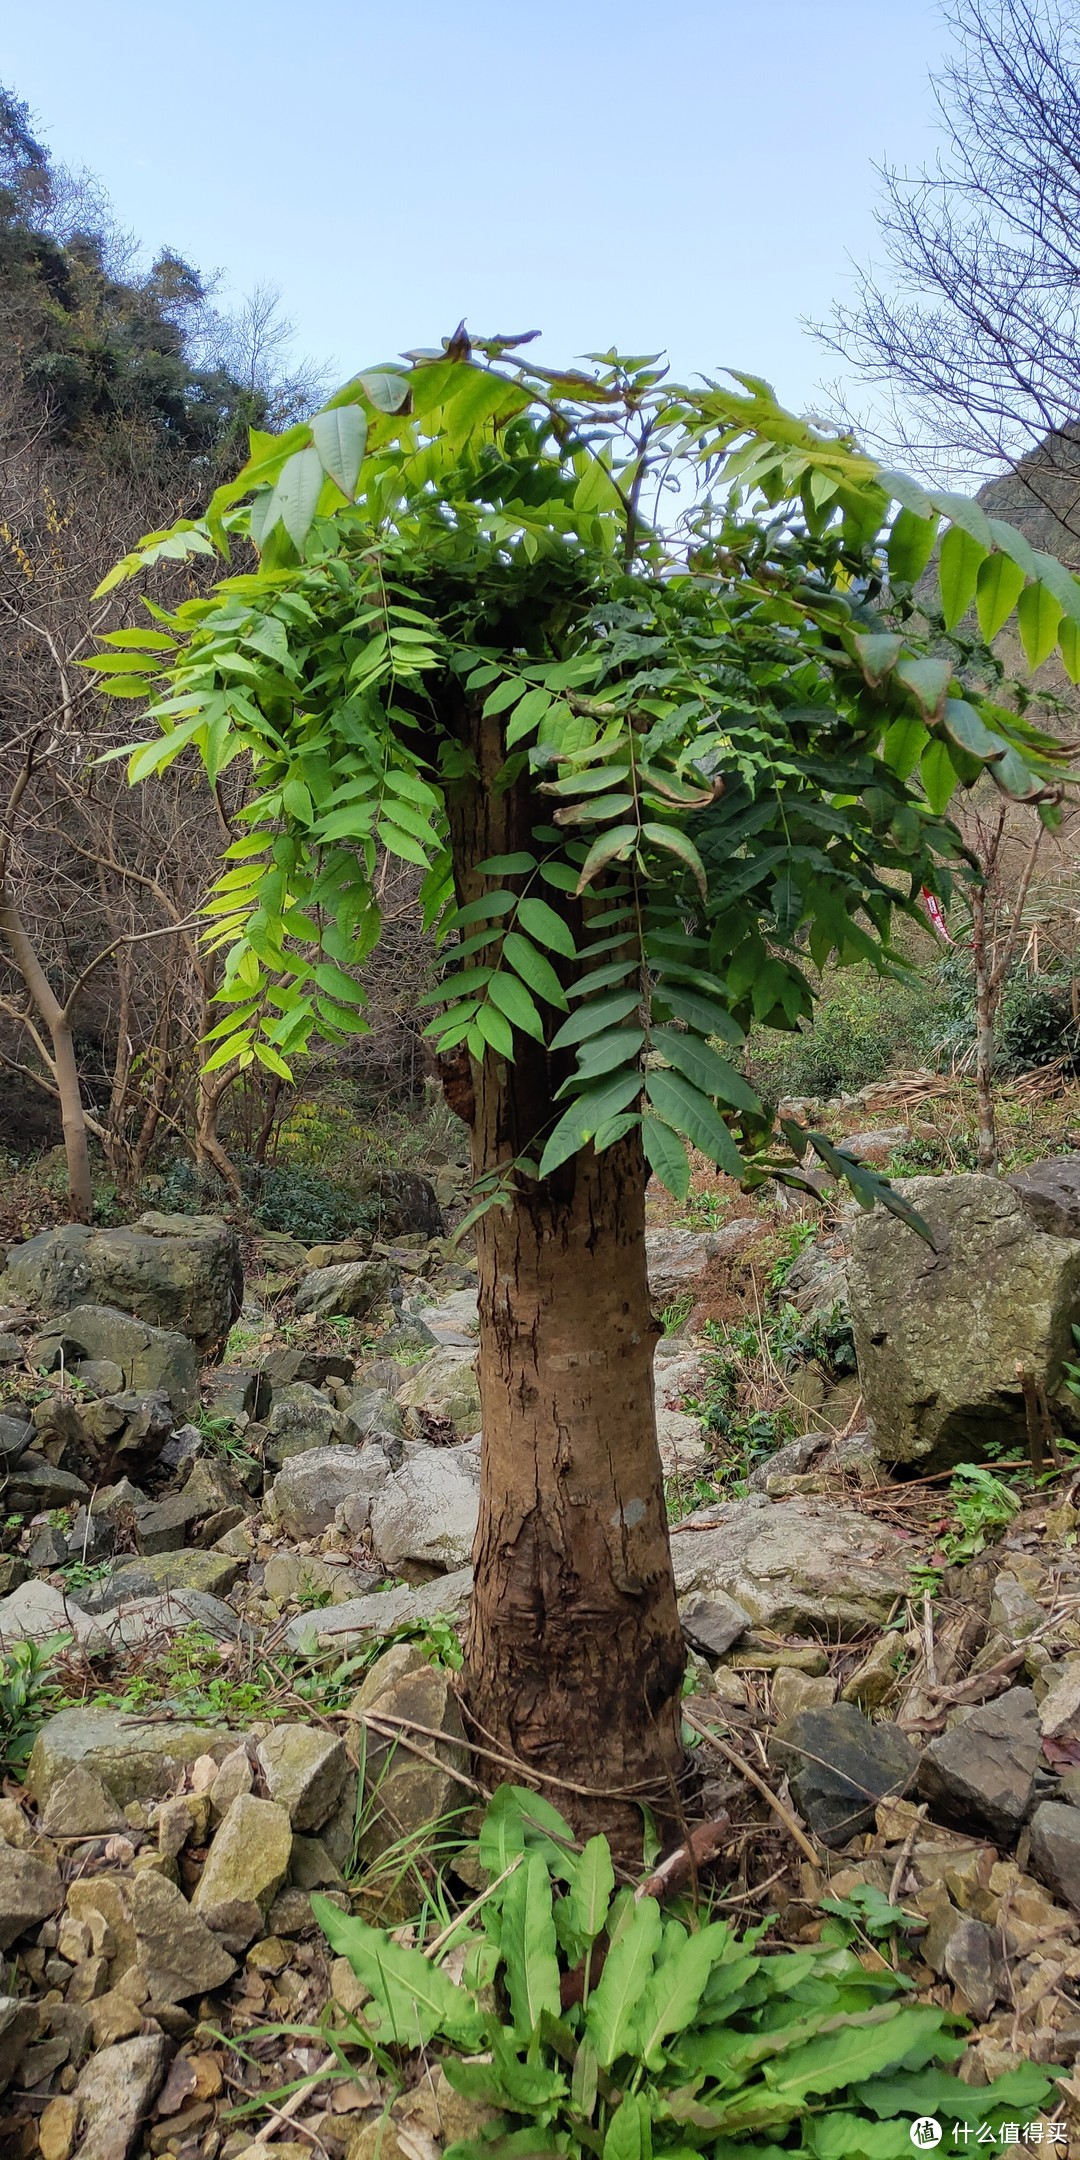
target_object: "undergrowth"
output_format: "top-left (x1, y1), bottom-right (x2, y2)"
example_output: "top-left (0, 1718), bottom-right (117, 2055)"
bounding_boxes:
top-left (313, 1784), bottom-right (1056, 2160)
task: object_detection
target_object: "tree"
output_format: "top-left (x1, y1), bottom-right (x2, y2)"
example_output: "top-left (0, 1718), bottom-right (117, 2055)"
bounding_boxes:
top-left (97, 338), bottom-right (1077, 1841)
top-left (817, 0), bottom-right (1080, 529)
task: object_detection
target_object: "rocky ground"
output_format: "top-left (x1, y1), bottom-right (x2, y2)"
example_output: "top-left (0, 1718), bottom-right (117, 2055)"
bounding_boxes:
top-left (4, 1152), bottom-right (1080, 2154)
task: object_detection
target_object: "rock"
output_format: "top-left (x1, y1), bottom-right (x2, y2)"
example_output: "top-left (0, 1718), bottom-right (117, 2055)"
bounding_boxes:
top-left (410, 1286), bottom-right (477, 1346)
top-left (338, 1387), bottom-right (407, 1455)
top-left (774, 1702), bottom-right (918, 1848)
top-left (41, 1766), bottom-right (126, 1837)
top-left (1008, 1154), bottom-right (1080, 1240)
top-left (942, 1914), bottom-right (1004, 2019)
top-left (26, 1708), bottom-right (231, 1810)
top-left (0, 1558), bottom-right (27, 1596)
top-left (284, 1567), bottom-right (472, 1654)
top-left (264, 1381), bottom-right (340, 1463)
top-left (256, 1727), bottom-right (347, 1830)
top-left (989, 1572), bottom-right (1046, 1646)
top-left (0, 1412), bottom-right (31, 1464)
top-left (2, 1455), bottom-right (88, 1514)
top-left (128, 1868), bottom-right (237, 1998)
top-left (0, 1579), bottom-right (108, 1653)
top-left (363, 1170), bottom-right (445, 1240)
top-left (191, 1793), bottom-right (292, 1950)
top-left (678, 1589), bottom-right (751, 1658)
top-left (1028, 1799), bottom-right (1080, 1910)
top-left (772, 1670), bottom-right (837, 1721)
top-left (783, 1237), bottom-right (851, 1322)
top-left (101, 1588), bottom-right (246, 1651)
top-left (352, 1647), bottom-right (469, 1870)
top-left (748, 1432), bottom-right (831, 1493)
top-left (1037, 1658), bottom-right (1080, 1739)
top-left (262, 1550), bottom-right (356, 1604)
top-left (294, 1260), bottom-right (393, 1321)
top-left (32, 1304), bottom-right (198, 1418)
top-left (0, 1843), bottom-right (62, 1948)
top-left (79, 1389), bottom-right (177, 1482)
top-left (5, 1212), bottom-right (241, 1355)
top-left (370, 1445), bottom-right (481, 1578)
top-left (850, 1174), bottom-right (1080, 1467)
top-left (0, 1994), bottom-right (39, 2093)
top-left (670, 1495), bottom-right (912, 1636)
top-left (133, 1487), bottom-right (208, 1555)
top-left (259, 1345), bottom-right (354, 1389)
top-left (644, 1226), bottom-right (738, 1312)
top-left (841, 1633), bottom-right (902, 1711)
top-left (89, 1549), bottom-right (242, 1607)
top-left (203, 1367), bottom-right (271, 1422)
top-left (72, 2033), bottom-right (173, 2160)
top-left (265, 1443), bottom-right (396, 1538)
top-left (917, 1686), bottom-right (1041, 1840)
top-left (73, 1358), bottom-right (124, 1396)
top-left (289, 1835), bottom-right (347, 1892)
top-left (395, 1346), bottom-right (481, 1438)
top-left (38, 2094), bottom-right (79, 2160)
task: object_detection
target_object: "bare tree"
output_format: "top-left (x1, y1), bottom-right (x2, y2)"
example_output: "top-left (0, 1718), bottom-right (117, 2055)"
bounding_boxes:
top-left (199, 282), bottom-right (331, 426)
top-left (817, 0), bottom-right (1080, 532)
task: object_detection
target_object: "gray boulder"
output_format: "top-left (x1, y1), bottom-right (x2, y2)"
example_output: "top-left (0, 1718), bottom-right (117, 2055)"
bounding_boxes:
top-left (1008, 1154), bottom-right (1080, 1240)
top-left (363, 1169), bottom-right (445, 1240)
top-left (849, 1173), bottom-right (1080, 1467)
top-left (671, 1494), bottom-right (912, 1637)
top-left (0, 1844), bottom-right (62, 1948)
top-left (263, 1380), bottom-right (340, 1464)
top-left (352, 1645), bottom-right (468, 1870)
top-left (644, 1225), bottom-right (755, 1312)
top-left (284, 1566), bottom-right (472, 1654)
top-left (1028, 1799), bottom-right (1080, 1910)
top-left (72, 2034), bottom-right (173, 2160)
top-left (0, 1414), bottom-right (31, 1465)
top-left (26, 1707), bottom-right (232, 1810)
top-left (370, 1443), bottom-right (481, 1578)
top-left (32, 1304), bottom-right (198, 1419)
top-left (294, 1259), bottom-right (393, 1320)
top-left (917, 1686), bottom-right (1041, 1840)
top-left (264, 1441), bottom-right (396, 1538)
top-left (4, 1211), bottom-right (241, 1354)
top-left (2, 1455), bottom-right (88, 1513)
top-left (774, 1701), bottom-right (918, 1849)
top-left (395, 1346), bottom-right (481, 1438)
top-left (0, 1580), bottom-right (108, 1654)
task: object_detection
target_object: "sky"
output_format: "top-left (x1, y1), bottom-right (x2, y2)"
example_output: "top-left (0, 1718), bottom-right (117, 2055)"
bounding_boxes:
top-left (4, 0), bottom-right (953, 431)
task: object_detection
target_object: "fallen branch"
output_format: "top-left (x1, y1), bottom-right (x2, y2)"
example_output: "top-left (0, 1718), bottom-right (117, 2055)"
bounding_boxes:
top-left (683, 1709), bottom-right (820, 1867)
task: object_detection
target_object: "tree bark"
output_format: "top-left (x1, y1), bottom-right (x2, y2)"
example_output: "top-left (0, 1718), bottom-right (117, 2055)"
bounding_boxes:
top-left (0, 887), bottom-right (93, 1219)
top-left (971, 882), bottom-right (998, 1173)
top-left (444, 692), bottom-right (686, 1849)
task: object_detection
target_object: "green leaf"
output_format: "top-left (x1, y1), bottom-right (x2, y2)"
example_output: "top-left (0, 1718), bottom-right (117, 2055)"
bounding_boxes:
top-left (894, 654), bottom-right (952, 720)
top-left (477, 1003), bottom-right (515, 1057)
top-left (501, 1848), bottom-right (562, 2040)
top-left (586, 1894), bottom-right (663, 2067)
top-left (553, 792), bottom-right (636, 826)
top-left (311, 406), bottom-right (368, 499)
top-left (487, 970), bottom-right (545, 1041)
top-left (475, 852), bottom-right (537, 876)
top-left (939, 700), bottom-right (1004, 763)
top-left (654, 984), bottom-right (743, 1045)
top-left (575, 825), bottom-right (639, 890)
top-left (567, 1835), bottom-right (615, 1945)
top-left (651, 1027), bottom-right (759, 1113)
top-left (550, 991), bottom-right (641, 1049)
top-left (642, 1115), bottom-right (691, 1202)
top-left (558, 1026), bottom-right (644, 1090)
top-left (310, 1897), bottom-right (483, 2048)
top-left (634, 1920), bottom-right (730, 2069)
top-left (975, 550), bottom-right (1027, 641)
top-left (517, 897), bottom-right (577, 957)
top-left (932, 488), bottom-right (993, 546)
top-left (537, 1071), bottom-right (642, 1178)
top-left (477, 1786), bottom-right (577, 1880)
top-left (268, 446), bottom-right (324, 550)
top-left (886, 506), bottom-right (938, 585)
top-left (504, 687), bottom-right (553, 747)
top-left (879, 469), bottom-right (935, 519)
top-left (639, 822), bottom-right (708, 899)
top-left (938, 523), bottom-right (986, 629)
top-left (919, 736), bottom-right (957, 814)
top-left (502, 932), bottom-right (569, 1009)
top-left (603, 2097), bottom-right (651, 2160)
top-left (1017, 579), bottom-right (1062, 668)
top-left (879, 715), bottom-right (928, 781)
top-left (358, 368), bottom-right (412, 412)
top-left (645, 1067), bottom-right (744, 1177)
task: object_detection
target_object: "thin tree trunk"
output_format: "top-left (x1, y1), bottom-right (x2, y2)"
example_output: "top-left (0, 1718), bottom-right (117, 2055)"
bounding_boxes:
top-left (971, 882), bottom-right (998, 1172)
top-left (444, 691), bottom-right (685, 1848)
top-left (0, 888), bottom-right (93, 1219)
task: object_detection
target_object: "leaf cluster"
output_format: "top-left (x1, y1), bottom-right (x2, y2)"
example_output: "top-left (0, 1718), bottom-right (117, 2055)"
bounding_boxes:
top-left (313, 1784), bottom-right (1054, 2160)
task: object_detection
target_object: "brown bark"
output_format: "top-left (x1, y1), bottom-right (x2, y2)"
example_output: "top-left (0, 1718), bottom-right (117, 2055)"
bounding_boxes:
top-left (971, 881), bottom-right (997, 1172)
top-left (445, 692), bottom-right (685, 1850)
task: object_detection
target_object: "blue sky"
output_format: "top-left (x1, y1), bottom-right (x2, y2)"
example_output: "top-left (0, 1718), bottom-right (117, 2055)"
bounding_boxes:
top-left (5, 0), bottom-right (950, 431)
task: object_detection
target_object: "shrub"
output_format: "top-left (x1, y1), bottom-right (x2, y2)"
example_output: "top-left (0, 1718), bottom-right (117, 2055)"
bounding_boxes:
top-left (748, 968), bottom-right (937, 1101)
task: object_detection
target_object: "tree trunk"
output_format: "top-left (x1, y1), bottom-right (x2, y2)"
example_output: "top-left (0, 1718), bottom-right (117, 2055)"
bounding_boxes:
top-left (971, 884), bottom-right (998, 1172)
top-left (444, 691), bottom-right (686, 1849)
top-left (0, 888), bottom-right (93, 1220)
